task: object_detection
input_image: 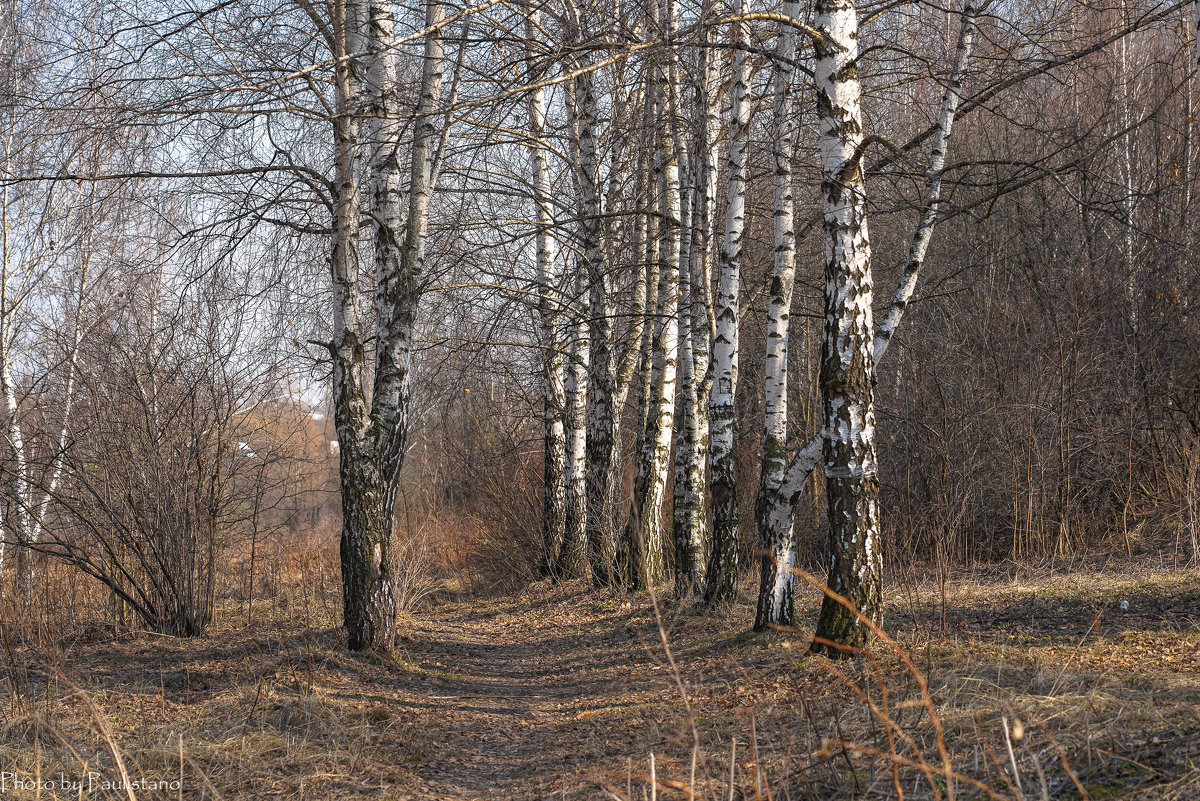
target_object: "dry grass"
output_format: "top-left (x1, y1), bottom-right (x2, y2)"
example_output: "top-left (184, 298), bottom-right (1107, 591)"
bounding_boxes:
top-left (0, 555), bottom-right (1197, 799)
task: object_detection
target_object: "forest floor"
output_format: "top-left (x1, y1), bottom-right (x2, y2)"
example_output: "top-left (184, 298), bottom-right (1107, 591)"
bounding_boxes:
top-left (2, 555), bottom-right (1199, 799)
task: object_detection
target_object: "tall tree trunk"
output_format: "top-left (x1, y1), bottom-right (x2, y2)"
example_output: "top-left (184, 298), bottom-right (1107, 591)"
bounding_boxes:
top-left (526, 10), bottom-right (567, 577)
top-left (810, 0), bottom-right (880, 657)
top-left (673, 136), bottom-right (703, 595)
top-left (559, 281), bottom-right (590, 578)
top-left (754, 0), bottom-right (982, 642)
top-left (807, 0), bottom-right (982, 654)
top-left (565, 23), bottom-right (621, 586)
top-left (704, 0), bottom-right (751, 606)
top-left (627, 94), bottom-right (661, 587)
top-left (628, 0), bottom-right (682, 588)
top-left (336, 0), bottom-right (445, 652)
top-left (673, 25), bottom-right (721, 596)
top-left (754, 0), bottom-right (800, 631)
top-left (329, 0), bottom-right (379, 651)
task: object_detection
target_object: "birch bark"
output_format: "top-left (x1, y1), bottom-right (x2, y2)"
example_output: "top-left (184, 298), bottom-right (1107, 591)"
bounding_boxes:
top-left (565, 20), bottom-right (621, 586)
top-left (627, 97), bottom-right (661, 586)
top-left (335, 0), bottom-right (446, 652)
top-left (559, 281), bottom-right (590, 578)
top-left (753, 0), bottom-right (800, 630)
top-left (672, 132), bottom-right (704, 594)
top-left (809, 0), bottom-right (881, 656)
top-left (673, 26), bottom-right (721, 595)
top-left (626, 0), bottom-right (682, 588)
top-left (705, 0), bottom-right (751, 606)
top-left (526, 9), bottom-right (567, 577)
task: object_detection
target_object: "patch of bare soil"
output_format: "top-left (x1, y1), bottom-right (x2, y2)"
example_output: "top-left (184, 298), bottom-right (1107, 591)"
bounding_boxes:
top-left (2, 560), bottom-right (1199, 799)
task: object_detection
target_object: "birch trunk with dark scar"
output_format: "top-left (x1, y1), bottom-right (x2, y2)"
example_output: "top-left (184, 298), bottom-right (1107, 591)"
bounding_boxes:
top-left (810, 0), bottom-right (880, 656)
top-left (337, 0), bottom-right (444, 652)
top-left (757, 0), bottom-right (982, 625)
top-left (705, 0), bottom-right (751, 606)
top-left (526, 10), bottom-right (567, 577)
top-left (754, 0), bottom-right (800, 631)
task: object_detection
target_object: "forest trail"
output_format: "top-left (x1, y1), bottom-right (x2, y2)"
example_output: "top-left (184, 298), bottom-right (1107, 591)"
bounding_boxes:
top-left (398, 585), bottom-right (687, 800)
top-left (374, 564), bottom-right (1200, 800)
top-left (14, 563), bottom-right (1200, 800)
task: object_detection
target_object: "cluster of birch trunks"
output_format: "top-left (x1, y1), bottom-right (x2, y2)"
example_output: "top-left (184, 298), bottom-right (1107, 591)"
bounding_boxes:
top-left (326, 0), bottom-right (1199, 653)
top-left (524, 0), bottom-right (985, 655)
top-left (7, 0), bottom-right (1193, 653)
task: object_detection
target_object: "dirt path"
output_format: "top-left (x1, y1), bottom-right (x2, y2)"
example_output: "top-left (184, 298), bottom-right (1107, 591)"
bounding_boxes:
top-left (398, 587), bottom-right (678, 800)
top-left (17, 563), bottom-right (1200, 800)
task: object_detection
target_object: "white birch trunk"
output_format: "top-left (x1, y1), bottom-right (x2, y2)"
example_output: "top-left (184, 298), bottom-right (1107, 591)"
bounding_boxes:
top-left (335, 0), bottom-right (445, 652)
top-left (628, 93), bottom-right (660, 584)
top-left (810, 0), bottom-right (881, 656)
top-left (563, 19), bottom-right (621, 585)
top-left (757, 1), bottom-right (982, 624)
top-left (1119, 0), bottom-right (1138, 336)
top-left (753, 0), bottom-right (800, 630)
top-left (672, 23), bottom-right (720, 596)
top-left (672, 137), bottom-right (703, 595)
top-left (626, 122), bottom-right (658, 585)
top-left (1, 351), bottom-right (31, 545)
top-left (526, 10), bottom-right (567, 577)
top-left (627, 0), bottom-right (682, 588)
top-left (704, 0), bottom-right (751, 606)
top-left (560, 282), bottom-right (590, 578)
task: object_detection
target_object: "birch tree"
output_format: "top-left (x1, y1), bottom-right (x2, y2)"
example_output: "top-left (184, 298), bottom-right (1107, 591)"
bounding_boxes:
top-left (747, 0), bottom-right (982, 650)
top-left (558, 282), bottom-right (590, 578)
top-left (806, 0), bottom-right (882, 655)
top-left (627, 92), bottom-right (662, 586)
top-left (704, 0), bottom-right (752, 606)
top-left (563, 3), bottom-right (622, 586)
top-left (327, 0), bottom-right (447, 651)
top-left (525, 9), bottom-right (568, 577)
top-left (627, 0), bottom-right (682, 588)
top-left (673, 17), bottom-right (720, 596)
top-left (0, 18), bottom-right (111, 589)
top-left (0, 179), bottom-right (91, 592)
top-left (753, 0), bottom-right (801, 630)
